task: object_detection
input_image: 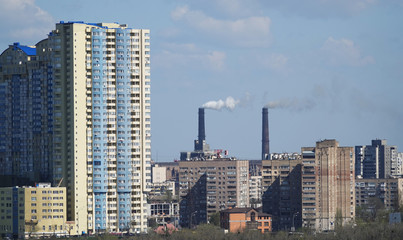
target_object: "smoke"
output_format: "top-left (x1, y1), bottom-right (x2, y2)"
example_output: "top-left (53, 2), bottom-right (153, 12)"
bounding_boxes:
top-left (202, 96), bottom-right (240, 111)
top-left (265, 97), bottom-right (316, 111)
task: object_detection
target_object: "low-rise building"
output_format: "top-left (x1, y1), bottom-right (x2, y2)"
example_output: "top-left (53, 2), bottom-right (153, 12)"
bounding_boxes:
top-left (0, 183), bottom-right (67, 239)
top-left (220, 208), bottom-right (272, 233)
top-left (148, 202), bottom-right (180, 227)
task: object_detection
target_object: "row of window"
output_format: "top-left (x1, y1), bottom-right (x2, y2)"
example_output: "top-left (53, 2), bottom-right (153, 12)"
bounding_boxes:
top-left (31, 209), bottom-right (63, 213)
top-left (31, 215), bottom-right (64, 219)
top-left (31, 203), bottom-right (63, 207)
top-left (31, 196), bottom-right (63, 201)
top-left (31, 190), bottom-right (63, 194)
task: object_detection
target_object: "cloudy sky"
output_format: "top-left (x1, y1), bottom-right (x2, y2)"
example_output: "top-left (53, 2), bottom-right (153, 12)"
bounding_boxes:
top-left (1, 0), bottom-right (402, 161)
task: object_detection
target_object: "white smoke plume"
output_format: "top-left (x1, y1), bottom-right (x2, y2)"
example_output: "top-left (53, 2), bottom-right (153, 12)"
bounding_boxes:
top-left (265, 97), bottom-right (316, 111)
top-left (202, 96), bottom-right (240, 111)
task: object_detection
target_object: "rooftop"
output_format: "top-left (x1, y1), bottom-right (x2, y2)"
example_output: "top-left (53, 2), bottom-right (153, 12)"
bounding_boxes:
top-left (12, 42), bottom-right (36, 56)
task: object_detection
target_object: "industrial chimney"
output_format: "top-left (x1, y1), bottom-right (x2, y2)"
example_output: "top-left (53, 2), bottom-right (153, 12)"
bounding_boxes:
top-left (262, 107), bottom-right (270, 160)
top-left (195, 108), bottom-right (206, 151)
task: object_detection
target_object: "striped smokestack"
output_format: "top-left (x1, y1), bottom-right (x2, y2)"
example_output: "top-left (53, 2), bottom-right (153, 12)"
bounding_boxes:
top-left (262, 107), bottom-right (270, 160)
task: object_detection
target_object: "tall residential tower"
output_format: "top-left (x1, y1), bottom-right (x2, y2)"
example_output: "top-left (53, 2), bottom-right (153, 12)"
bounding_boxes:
top-left (50, 21), bottom-right (151, 234)
top-left (0, 42), bottom-right (53, 186)
top-left (0, 21), bottom-right (151, 234)
top-left (301, 140), bottom-right (355, 231)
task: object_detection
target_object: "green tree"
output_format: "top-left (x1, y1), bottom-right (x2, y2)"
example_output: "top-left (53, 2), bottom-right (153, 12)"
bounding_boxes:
top-left (335, 208), bottom-right (343, 230)
top-left (208, 212), bottom-right (220, 226)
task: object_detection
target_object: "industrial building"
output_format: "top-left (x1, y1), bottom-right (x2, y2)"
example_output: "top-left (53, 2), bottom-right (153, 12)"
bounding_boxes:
top-left (0, 21), bottom-right (151, 234)
top-left (180, 108), bottom-right (221, 161)
top-left (301, 140), bottom-right (355, 231)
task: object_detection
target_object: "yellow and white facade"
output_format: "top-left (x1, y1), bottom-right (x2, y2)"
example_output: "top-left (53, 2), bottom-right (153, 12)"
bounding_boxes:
top-left (48, 22), bottom-right (151, 234)
top-left (0, 21), bottom-right (151, 235)
top-left (0, 184), bottom-right (67, 239)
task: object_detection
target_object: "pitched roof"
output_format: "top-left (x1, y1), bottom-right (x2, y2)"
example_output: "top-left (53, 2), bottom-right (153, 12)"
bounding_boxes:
top-left (12, 42), bottom-right (36, 56)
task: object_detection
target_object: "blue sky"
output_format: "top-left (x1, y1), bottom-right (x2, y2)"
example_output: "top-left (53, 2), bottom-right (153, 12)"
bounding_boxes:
top-left (1, 0), bottom-right (402, 161)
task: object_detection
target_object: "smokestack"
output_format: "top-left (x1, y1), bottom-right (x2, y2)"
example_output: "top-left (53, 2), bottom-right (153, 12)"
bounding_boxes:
top-left (196, 108), bottom-right (206, 151)
top-left (262, 107), bottom-right (270, 160)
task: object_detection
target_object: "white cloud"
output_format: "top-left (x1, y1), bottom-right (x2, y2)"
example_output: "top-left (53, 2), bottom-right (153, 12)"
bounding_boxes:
top-left (171, 5), bottom-right (271, 47)
top-left (0, 0), bottom-right (54, 45)
top-left (154, 43), bottom-right (226, 71)
top-left (321, 37), bottom-right (375, 66)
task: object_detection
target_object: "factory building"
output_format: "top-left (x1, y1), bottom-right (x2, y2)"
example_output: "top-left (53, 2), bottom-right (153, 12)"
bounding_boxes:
top-left (180, 108), bottom-right (220, 161)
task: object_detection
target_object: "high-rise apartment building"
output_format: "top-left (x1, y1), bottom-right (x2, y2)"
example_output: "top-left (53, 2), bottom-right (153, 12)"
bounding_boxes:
top-left (0, 21), bottom-right (151, 234)
top-left (355, 140), bottom-right (398, 179)
top-left (50, 21), bottom-right (151, 234)
top-left (262, 153), bottom-right (302, 230)
top-left (249, 175), bottom-right (262, 208)
top-left (397, 152), bottom-right (403, 176)
top-left (0, 42), bottom-right (53, 186)
top-left (301, 140), bottom-right (355, 231)
top-left (179, 158), bottom-right (249, 228)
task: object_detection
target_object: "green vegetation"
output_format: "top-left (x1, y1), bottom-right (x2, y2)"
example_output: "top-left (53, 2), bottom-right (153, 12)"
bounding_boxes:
top-left (208, 212), bottom-right (220, 226)
top-left (40, 221), bottom-right (403, 240)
